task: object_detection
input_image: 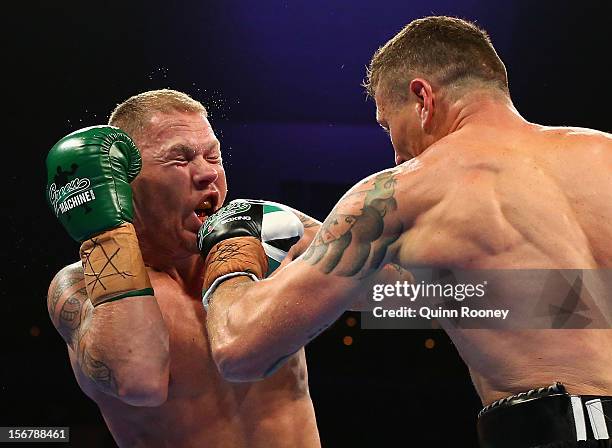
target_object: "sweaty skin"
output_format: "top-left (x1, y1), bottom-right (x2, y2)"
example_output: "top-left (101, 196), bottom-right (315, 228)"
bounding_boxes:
top-left (48, 110), bottom-right (320, 447)
top-left (206, 90), bottom-right (612, 405)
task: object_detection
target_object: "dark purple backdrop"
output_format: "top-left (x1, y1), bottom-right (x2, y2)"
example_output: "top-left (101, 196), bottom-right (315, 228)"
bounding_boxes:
top-left (3, 0), bottom-right (610, 446)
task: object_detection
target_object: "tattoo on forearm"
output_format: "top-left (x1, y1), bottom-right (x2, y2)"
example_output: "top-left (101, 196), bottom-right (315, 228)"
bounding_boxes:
top-left (302, 170), bottom-right (402, 277)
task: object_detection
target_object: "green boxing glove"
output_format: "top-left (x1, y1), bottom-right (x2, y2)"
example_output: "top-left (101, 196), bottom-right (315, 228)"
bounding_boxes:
top-left (198, 199), bottom-right (304, 310)
top-left (46, 126), bottom-right (153, 306)
top-left (46, 125), bottom-right (140, 242)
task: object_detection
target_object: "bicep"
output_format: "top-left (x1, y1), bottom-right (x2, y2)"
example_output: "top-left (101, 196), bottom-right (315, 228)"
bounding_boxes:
top-left (301, 168), bottom-right (404, 278)
top-left (271, 169), bottom-right (407, 326)
top-left (258, 168), bottom-right (408, 342)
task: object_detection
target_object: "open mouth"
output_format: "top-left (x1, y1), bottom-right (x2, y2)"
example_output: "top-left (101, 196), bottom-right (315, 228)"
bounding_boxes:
top-left (195, 201), bottom-right (213, 221)
top-left (194, 192), bottom-right (220, 223)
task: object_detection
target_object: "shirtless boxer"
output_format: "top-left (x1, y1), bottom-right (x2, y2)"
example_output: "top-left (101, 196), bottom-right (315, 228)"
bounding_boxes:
top-left (45, 89), bottom-right (321, 447)
top-left (199, 17), bottom-right (612, 447)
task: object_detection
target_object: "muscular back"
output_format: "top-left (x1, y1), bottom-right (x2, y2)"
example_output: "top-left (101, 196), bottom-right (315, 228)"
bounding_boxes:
top-left (392, 125), bottom-right (612, 403)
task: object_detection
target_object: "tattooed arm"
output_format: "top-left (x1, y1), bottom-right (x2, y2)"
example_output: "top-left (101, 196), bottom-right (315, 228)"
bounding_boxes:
top-left (207, 168), bottom-right (407, 381)
top-left (47, 262), bottom-right (170, 406)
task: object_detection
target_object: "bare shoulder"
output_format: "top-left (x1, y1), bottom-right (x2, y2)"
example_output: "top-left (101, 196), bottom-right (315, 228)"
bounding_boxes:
top-left (47, 262), bottom-right (92, 348)
top-left (540, 125), bottom-right (612, 145)
top-left (301, 166), bottom-right (412, 276)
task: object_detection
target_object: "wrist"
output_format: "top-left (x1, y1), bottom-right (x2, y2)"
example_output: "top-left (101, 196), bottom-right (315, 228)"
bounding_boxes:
top-left (202, 236), bottom-right (268, 290)
top-left (79, 223), bottom-right (153, 306)
top-left (202, 272), bottom-right (259, 311)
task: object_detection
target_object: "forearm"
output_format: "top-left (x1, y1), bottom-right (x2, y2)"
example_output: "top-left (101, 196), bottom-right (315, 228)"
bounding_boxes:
top-left (77, 295), bottom-right (169, 405)
top-left (49, 264), bottom-right (169, 406)
top-left (207, 262), bottom-right (412, 378)
top-left (207, 263), bottom-right (354, 381)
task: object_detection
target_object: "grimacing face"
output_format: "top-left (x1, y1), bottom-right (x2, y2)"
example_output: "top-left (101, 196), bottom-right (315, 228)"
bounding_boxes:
top-left (130, 110), bottom-right (228, 258)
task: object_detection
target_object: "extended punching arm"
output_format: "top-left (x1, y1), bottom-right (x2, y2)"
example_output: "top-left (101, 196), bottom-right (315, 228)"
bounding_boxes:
top-left (204, 169), bottom-right (406, 381)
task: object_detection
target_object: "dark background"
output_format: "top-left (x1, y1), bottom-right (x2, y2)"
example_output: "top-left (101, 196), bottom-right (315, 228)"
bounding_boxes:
top-left (2, 0), bottom-right (611, 446)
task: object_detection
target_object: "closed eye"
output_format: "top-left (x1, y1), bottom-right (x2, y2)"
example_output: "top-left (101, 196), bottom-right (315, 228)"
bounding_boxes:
top-left (163, 145), bottom-right (197, 162)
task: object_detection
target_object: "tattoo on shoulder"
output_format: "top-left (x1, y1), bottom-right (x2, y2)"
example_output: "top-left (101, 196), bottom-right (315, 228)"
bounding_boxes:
top-left (48, 265), bottom-right (90, 343)
top-left (302, 169), bottom-right (403, 277)
top-left (59, 296), bottom-right (84, 331)
top-left (48, 266), bottom-right (83, 317)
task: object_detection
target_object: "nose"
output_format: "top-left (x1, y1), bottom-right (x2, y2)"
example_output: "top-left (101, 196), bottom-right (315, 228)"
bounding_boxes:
top-left (192, 160), bottom-right (219, 189)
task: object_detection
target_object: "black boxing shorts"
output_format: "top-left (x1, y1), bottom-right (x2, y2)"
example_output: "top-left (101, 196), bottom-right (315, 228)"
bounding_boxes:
top-left (477, 383), bottom-right (611, 448)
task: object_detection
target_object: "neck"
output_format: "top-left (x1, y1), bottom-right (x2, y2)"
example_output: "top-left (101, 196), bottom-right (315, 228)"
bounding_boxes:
top-left (445, 90), bottom-right (527, 135)
top-left (139, 239), bottom-right (205, 294)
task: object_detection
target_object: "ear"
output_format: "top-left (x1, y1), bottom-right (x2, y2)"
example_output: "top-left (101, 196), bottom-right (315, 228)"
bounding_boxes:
top-left (409, 78), bottom-right (435, 131)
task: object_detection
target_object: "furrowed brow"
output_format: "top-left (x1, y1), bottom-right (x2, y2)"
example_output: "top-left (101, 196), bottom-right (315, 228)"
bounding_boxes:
top-left (204, 140), bottom-right (221, 156)
top-left (165, 144), bottom-right (199, 158)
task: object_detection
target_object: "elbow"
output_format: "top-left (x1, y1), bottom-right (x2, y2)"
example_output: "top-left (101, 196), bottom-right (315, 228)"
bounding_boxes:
top-left (218, 359), bottom-right (268, 383)
top-left (115, 347), bottom-right (170, 406)
top-left (116, 370), bottom-right (169, 407)
top-left (212, 341), bottom-right (269, 383)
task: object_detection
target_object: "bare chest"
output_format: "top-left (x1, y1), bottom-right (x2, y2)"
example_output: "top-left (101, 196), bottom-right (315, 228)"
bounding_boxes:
top-left (152, 279), bottom-right (226, 399)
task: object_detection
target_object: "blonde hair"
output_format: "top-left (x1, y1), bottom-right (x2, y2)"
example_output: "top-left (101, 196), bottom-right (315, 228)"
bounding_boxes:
top-left (108, 89), bottom-right (207, 138)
